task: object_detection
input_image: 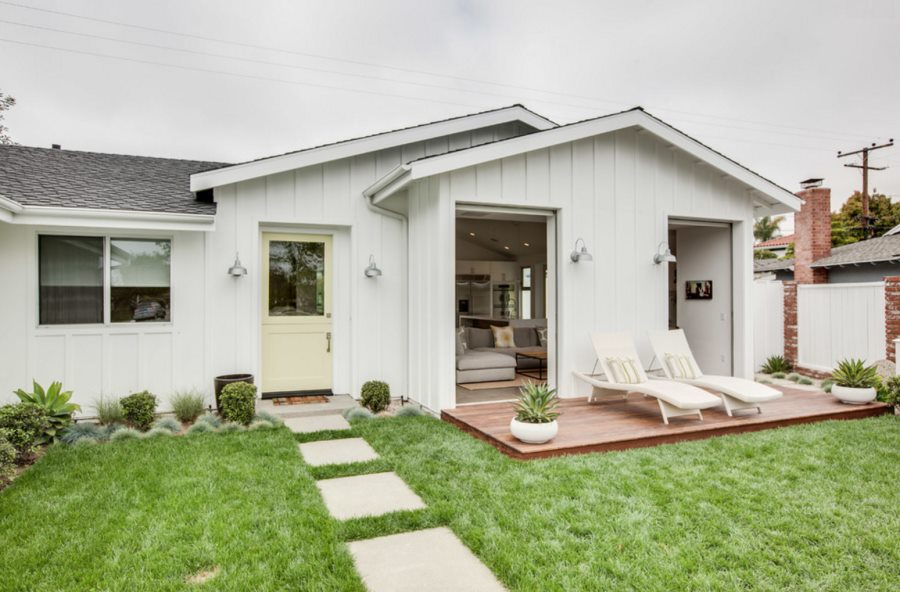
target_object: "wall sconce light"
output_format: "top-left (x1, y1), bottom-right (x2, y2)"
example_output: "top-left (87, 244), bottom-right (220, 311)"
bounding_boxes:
top-left (364, 254), bottom-right (382, 278)
top-left (570, 238), bottom-right (593, 263)
top-left (228, 252), bottom-right (248, 277)
top-left (653, 242), bottom-right (677, 264)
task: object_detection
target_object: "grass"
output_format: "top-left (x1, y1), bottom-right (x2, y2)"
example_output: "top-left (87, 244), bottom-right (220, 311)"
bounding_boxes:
top-left (1, 416), bottom-right (898, 591)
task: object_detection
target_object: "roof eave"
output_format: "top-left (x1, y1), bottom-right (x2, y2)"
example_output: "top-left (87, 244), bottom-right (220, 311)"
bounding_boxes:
top-left (189, 105), bottom-right (557, 192)
top-left (2, 204), bottom-right (216, 231)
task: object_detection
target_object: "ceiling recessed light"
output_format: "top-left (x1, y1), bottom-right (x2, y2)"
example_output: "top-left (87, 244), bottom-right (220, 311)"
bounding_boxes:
top-left (469, 232), bottom-right (476, 237)
top-left (504, 246), bottom-right (510, 250)
top-left (523, 242), bottom-right (530, 247)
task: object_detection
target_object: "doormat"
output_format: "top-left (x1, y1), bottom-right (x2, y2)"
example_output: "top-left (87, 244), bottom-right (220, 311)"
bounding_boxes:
top-left (457, 374), bottom-right (539, 391)
top-left (272, 395), bottom-right (330, 405)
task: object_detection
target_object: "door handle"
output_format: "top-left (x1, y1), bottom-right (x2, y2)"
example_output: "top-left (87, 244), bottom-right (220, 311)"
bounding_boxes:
top-left (326, 332), bottom-right (332, 353)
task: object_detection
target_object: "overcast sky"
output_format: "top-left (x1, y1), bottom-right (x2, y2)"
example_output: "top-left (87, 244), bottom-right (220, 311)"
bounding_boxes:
top-left (2, 0), bottom-right (898, 230)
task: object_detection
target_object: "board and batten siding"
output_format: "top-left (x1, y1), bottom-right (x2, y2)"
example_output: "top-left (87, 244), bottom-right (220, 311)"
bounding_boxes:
top-left (408, 127), bottom-right (756, 410)
top-left (0, 224), bottom-right (207, 414)
top-left (206, 122), bottom-right (527, 401)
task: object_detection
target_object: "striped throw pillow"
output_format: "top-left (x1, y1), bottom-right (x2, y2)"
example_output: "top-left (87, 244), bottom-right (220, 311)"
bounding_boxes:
top-left (606, 357), bottom-right (645, 384)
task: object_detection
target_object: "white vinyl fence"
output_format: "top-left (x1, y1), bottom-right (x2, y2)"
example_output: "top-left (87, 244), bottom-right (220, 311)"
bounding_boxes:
top-left (797, 282), bottom-right (885, 372)
top-left (753, 280), bottom-right (784, 371)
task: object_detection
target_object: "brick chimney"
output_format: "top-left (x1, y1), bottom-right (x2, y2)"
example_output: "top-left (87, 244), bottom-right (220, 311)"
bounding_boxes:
top-left (793, 182), bottom-right (831, 284)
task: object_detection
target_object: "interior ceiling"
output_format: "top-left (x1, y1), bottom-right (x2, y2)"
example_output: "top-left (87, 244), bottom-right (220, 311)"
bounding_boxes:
top-left (455, 216), bottom-right (546, 259)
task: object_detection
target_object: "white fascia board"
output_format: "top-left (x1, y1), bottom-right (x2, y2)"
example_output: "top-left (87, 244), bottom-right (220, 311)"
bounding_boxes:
top-left (190, 106), bottom-right (556, 192)
top-left (3, 205), bottom-right (215, 232)
top-left (404, 110), bottom-right (802, 212)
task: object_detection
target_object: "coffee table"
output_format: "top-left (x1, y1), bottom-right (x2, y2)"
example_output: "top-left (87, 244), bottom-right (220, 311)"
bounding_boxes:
top-left (515, 350), bottom-right (548, 381)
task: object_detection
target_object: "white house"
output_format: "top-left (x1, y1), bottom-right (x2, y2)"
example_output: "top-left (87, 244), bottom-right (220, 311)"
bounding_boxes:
top-left (0, 105), bottom-right (800, 414)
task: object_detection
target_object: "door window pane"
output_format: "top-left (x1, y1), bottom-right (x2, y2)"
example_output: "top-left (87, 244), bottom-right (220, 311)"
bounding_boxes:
top-left (268, 241), bottom-right (325, 316)
top-left (39, 236), bottom-right (104, 324)
top-left (110, 239), bottom-right (171, 322)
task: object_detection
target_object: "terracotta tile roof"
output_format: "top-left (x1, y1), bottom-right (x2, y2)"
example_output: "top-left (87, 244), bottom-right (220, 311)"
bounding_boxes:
top-left (754, 234), bottom-right (795, 248)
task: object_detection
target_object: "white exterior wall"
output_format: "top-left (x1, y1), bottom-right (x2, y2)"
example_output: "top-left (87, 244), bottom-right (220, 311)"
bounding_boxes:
top-left (797, 282), bottom-right (885, 372)
top-left (207, 123), bottom-right (524, 401)
top-left (0, 222), bottom-right (207, 414)
top-left (408, 127), bottom-right (756, 410)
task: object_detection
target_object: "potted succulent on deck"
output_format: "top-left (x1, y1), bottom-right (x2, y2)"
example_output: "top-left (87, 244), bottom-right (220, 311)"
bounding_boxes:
top-left (510, 383), bottom-right (559, 444)
top-left (830, 358), bottom-right (878, 405)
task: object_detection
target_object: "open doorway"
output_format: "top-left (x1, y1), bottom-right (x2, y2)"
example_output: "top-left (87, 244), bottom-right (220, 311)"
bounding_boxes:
top-left (454, 208), bottom-right (554, 405)
top-left (668, 220), bottom-right (734, 375)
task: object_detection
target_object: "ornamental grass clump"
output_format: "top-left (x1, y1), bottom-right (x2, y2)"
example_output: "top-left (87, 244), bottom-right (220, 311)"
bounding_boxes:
top-left (218, 422), bottom-right (246, 434)
top-left (760, 355), bottom-right (792, 374)
top-left (60, 422), bottom-right (104, 445)
top-left (219, 383), bottom-right (256, 425)
top-left (195, 413), bottom-right (221, 428)
top-left (152, 417), bottom-right (182, 434)
top-left (119, 391), bottom-right (158, 431)
top-left (169, 391), bottom-right (206, 424)
top-left (186, 422), bottom-right (215, 436)
top-left (141, 427), bottom-right (174, 439)
top-left (797, 377), bottom-right (814, 386)
top-left (832, 359), bottom-right (879, 389)
top-left (344, 407), bottom-right (375, 422)
top-left (514, 383), bottom-right (559, 424)
top-left (360, 381), bottom-right (390, 413)
top-left (771, 372), bottom-right (786, 379)
top-left (394, 405), bottom-right (425, 418)
top-left (253, 410), bottom-right (283, 427)
top-left (786, 373), bottom-right (801, 383)
top-left (110, 428), bottom-right (141, 442)
top-left (248, 420), bottom-right (274, 430)
top-left (94, 397), bottom-right (125, 426)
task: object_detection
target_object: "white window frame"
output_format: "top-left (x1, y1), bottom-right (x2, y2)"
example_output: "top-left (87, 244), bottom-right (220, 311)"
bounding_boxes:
top-left (36, 231), bottom-right (174, 328)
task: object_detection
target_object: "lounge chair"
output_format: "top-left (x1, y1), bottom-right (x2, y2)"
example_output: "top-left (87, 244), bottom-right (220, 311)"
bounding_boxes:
top-left (648, 329), bottom-right (782, 416)
top-left (572, 332), bottom-right (721, 424)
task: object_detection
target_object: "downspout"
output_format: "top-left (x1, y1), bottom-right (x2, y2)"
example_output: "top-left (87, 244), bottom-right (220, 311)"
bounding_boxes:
top-left (363, 177), bottom-right (413, 408)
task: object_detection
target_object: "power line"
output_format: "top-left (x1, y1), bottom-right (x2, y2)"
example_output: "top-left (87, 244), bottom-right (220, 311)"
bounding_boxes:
top-left (0, 0), bottom-right (890, 144)
top-left (837, 139), bottom-right (895, 236)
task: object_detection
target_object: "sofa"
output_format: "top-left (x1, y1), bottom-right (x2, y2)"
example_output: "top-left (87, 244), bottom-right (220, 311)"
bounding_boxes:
top-left (456, 324), bottom-right (547, 384)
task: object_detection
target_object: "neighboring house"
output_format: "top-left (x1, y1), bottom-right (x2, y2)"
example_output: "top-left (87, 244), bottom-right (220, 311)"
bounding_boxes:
top-left (754, 233), bottom-right (794, 258)
top-left (754, 186), bottom-right (900, 283)
top-left (0, 105), bottom-right (800, 413)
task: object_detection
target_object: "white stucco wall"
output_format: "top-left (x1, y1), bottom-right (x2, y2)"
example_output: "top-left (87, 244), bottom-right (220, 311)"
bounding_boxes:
top-left (405, 126), bottom-right (756, 410)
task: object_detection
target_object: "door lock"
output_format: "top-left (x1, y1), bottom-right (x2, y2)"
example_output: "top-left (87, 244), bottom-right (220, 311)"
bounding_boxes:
top-left (326, 332), bottom-right (332, 353)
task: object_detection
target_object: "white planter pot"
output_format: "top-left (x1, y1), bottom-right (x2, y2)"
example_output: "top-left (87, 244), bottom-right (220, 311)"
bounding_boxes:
top-left (510, 418), bottom-right (558, 444)
top-left (831, 385), bottom-right (877, 405)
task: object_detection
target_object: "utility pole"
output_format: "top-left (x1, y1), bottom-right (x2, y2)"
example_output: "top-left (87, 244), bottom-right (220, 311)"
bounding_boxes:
top-left (837, 139), bottom-right (894, 238)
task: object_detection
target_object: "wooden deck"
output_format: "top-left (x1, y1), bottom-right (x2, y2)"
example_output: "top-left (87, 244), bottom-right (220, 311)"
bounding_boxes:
top-left (441, 387), bottom-right (891, 460)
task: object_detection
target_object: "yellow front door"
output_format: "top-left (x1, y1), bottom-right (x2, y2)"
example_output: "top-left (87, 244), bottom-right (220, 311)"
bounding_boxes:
top-left (261, 233), bottom-right (333, 394)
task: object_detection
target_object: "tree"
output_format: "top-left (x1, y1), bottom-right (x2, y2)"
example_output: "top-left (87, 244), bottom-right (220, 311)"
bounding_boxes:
top-left (0, 90), bottom-right (15, 145)
top-left (831, 191), bottom-right (900, 246)
top-left (753, 215), bottom-right (784, 243)
top-left (754, 249), bottom-right (778, 260)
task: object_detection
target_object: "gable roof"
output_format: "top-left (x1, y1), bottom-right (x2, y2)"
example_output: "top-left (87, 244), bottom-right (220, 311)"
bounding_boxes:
top-left (0, 145), bottom-right (224, 218)
top-left (755, 234), bottom-right (795, 249)
top-left (811, 234), bottom-right (900, 268)
top-left (365, 107), bottom-right (802, 213)
top-left (753, 257), bottom-right (794, 273)
top-left (190, 104), bottom-right (557, 191)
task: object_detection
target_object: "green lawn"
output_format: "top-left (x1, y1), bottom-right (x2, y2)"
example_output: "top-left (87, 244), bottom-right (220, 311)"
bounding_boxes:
top-left (1, 415), bottom-right (898, 591)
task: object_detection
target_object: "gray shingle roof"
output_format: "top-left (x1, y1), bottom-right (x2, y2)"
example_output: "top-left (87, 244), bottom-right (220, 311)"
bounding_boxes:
top-left (811, 234), bottom-right (900, 268)
top-left (754, 257), bottom-right (794, 272)
top-left (0, 145), bottom-right (226, 215)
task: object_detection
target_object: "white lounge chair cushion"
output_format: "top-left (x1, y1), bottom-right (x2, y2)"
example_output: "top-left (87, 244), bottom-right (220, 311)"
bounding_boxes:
top-left (619, 378), bottom-right (720, 410)
top-left (683, 375), bottom-right (783, 403)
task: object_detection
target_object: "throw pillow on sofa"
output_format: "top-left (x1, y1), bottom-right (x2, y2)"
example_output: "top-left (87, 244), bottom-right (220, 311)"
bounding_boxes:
top-left (536, 327), bottom-right (548, 348)
top-left (456, 327), bottom-right (467, 355)
top-left (490, 325), bottom-right (516, 348)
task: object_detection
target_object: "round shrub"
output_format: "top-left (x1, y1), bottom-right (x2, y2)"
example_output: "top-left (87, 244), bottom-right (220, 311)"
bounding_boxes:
top-left (0, 432), bottom-right (16, 480)
top-left (186, 422), bottom-right (215, 435)
top-left (394, 405), bottom-right (425, 418)
top-left (253, 410), bottom-right (283, 427)
top-left (0, 403), bottom-right (50, 460)
top-left (142, 427), bottom-right (174, 439)
top-left (152, 417), bottom-right (182, 434)
top-left (344, 407), bottom-right (375, 422)
top-left (119, 391), bottom-right (158, 431)
top-left (195, 412), bottom-right (221, 428)
top-left (110, 427), bottom-right (142, 442)
top-left (219, 422), bottom-right (246, 434)
top-left (60, 422), bottom-right (104, 445)
top-left (360, 381), bottom-right (390, 413)
top-left (219, 382), bottom-right (257, 425)
top-left (248, 419), bottom-right (274, 430)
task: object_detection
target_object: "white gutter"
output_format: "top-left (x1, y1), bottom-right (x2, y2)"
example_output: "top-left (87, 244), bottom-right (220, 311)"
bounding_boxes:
top-left (1, 204), bottom-right (216, 231)
top-left (362, 164), bottom-right (412, 204)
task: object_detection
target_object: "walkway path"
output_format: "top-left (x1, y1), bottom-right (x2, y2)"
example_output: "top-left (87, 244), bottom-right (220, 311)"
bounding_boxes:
top-left (289, 415), bottom-right (507, 591)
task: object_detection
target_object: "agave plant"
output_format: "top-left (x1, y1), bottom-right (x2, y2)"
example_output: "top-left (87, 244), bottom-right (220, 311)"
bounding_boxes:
top-left (760, 355), bottom-right (792, 374)
top-left (14, 380), bottom-right (81, 443)
top-left (514, 382), bottom-right (560, 424)
top-left (831, 359), bottom-right (879, 389)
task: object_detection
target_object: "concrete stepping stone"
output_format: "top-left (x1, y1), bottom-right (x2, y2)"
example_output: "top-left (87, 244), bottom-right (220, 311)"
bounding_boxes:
top-left (299, 438), bottom-right (379, 467)
top-left (283, 414), bottom-right (350, 434)
top-left (316, 472), bottom-right (425, 520)
top-left (348, 527), bottom-right (507, 592)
